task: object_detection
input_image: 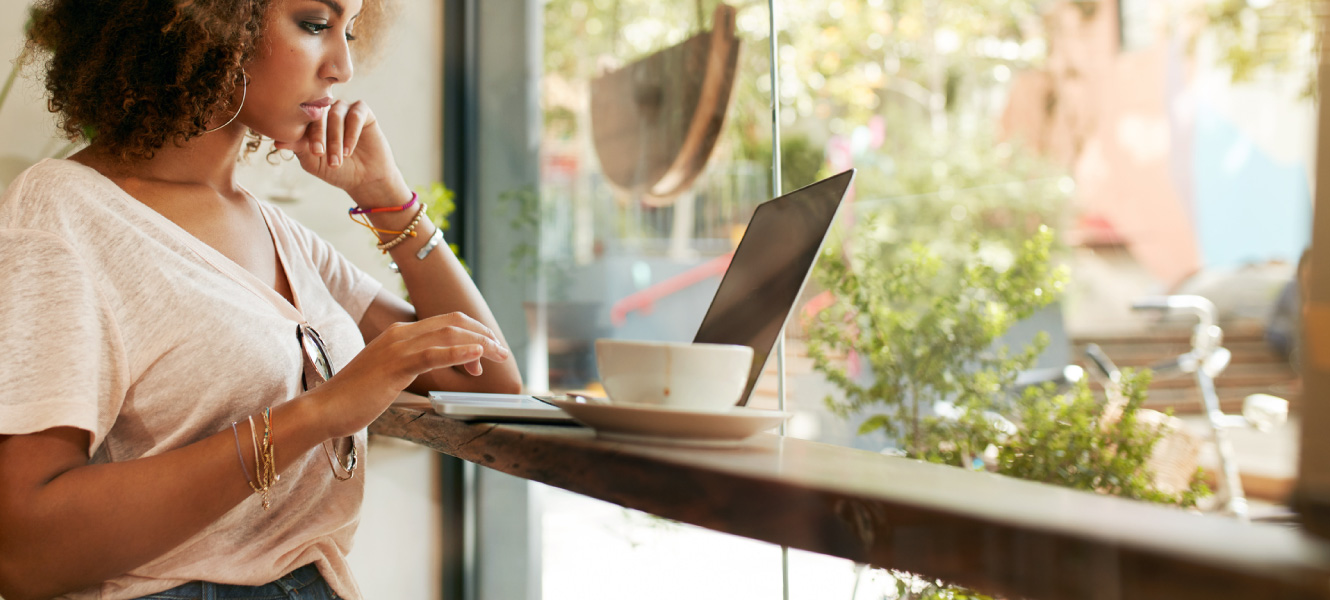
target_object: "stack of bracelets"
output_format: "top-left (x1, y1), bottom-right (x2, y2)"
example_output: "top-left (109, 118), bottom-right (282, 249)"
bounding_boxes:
top-left (348, 191), bottom-right (445, 260)
top-left (231, 407), bottom-right (279, 510)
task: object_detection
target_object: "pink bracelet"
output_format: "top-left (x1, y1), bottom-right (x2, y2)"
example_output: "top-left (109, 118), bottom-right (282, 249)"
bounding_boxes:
top-left (349, 191), bottom-right (418, 215)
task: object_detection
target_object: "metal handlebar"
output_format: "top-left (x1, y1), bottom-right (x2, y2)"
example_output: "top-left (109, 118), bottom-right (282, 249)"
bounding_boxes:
top-left (1013, 365), bottom-right (1085, 389)
top-left (1083, 343), bottom-right (1120, 383)
top-left (1146, 355), bottom-right (1189, 378)
top-left (1131, 295), bottom-right (1218, 330)
top-left (1132, 295), bottom-right (1222, 359)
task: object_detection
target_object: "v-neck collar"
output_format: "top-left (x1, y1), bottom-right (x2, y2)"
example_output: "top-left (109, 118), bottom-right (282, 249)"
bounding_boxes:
top-left (54, 159), bottom-right (307, 323)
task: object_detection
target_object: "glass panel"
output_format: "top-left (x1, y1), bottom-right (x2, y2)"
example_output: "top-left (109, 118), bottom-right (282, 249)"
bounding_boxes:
top-left (526, 0), bottom-right (1314, 596)
top-left (536, 1), bottom-right (792, 596)
top-left (775, 0), bottom-right (1312, 590)
top-left (534, 0), bottom-right (786, 391)
top-left (539, 484), bottom-right (786, 598)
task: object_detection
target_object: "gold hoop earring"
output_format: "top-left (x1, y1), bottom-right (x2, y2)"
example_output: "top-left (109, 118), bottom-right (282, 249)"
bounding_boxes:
top-left (205, 69), bottom-right (248, 134)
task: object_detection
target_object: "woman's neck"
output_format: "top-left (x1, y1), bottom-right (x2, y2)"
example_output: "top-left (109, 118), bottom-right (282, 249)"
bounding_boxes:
top-left (71, 124), bottom-right (250, 194)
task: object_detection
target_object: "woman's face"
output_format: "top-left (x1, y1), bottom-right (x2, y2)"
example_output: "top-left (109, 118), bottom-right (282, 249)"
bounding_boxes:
top-left (239, 0), bottom-right (363, 142)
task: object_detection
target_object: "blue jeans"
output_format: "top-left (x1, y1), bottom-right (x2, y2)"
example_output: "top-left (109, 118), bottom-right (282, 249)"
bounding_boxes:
top-left (135, 564), bottom-right (340, 600)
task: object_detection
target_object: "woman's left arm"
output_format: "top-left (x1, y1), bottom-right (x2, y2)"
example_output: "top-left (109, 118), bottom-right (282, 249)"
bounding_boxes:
top-left (356, 220), bottom-right (524, 395)
top-left (276, 99), bottom-right (523, 395)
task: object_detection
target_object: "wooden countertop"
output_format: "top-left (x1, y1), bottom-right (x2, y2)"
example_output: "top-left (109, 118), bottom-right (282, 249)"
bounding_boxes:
top-left (370, 405), bottom-right (1330, 600)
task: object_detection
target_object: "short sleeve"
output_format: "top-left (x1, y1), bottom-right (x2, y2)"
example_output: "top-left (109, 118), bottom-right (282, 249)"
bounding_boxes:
top-left (0, 230), bottom-right (128, 455)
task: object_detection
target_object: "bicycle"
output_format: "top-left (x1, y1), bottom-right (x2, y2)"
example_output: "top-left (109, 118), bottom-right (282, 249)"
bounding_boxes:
top-left (1086, 295), bottom-right (1291, 520)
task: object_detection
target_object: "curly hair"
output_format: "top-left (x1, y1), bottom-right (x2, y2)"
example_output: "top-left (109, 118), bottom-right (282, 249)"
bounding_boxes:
top-left (25, 0), bottom-right (391, 161)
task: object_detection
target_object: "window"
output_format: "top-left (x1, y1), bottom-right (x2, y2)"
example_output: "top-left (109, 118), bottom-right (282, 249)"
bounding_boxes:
top-left (469, 0), bottom-right (1314, 596)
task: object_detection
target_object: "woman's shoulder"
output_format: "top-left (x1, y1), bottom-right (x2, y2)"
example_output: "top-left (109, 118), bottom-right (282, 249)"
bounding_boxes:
top-left (0, 158), bottom-right (131, 229)
top-left (5, 157), bottom-right (112, 192)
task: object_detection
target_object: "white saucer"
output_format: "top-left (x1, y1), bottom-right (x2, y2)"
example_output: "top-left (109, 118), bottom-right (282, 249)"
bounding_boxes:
top-left (546, 398), bottom-right (791, 447)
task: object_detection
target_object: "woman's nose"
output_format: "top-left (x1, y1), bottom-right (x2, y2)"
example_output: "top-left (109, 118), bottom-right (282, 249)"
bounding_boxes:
top-left (321, 40), bottom-right (354, 84)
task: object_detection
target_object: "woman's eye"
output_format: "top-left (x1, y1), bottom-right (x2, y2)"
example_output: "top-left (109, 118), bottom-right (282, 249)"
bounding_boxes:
top-left (301, 20), bottom-right (354, 41)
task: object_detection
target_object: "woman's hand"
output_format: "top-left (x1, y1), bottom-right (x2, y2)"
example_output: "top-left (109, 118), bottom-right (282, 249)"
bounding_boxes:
top-left (305, 312), bottom-right (512, 440)
top-left (273, 99), bottom-right (402, 204)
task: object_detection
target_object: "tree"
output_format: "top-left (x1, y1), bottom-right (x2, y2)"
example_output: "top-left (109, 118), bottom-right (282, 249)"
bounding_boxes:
top-left (541, 0), bottom-right (1055, 195)
top-left (998, 369), bottom-right (1208, 506)
top-left (1205, 0), bottom-right (1321, 98)
top-left (807, 225), bottom-right (1067, 464)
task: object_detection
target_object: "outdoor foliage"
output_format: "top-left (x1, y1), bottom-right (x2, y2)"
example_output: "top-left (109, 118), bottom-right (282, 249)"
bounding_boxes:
top-left (808, 186), bottom-right (1206, 597)
top-left (544, 1), bottom-right (1214, 596)
top-left (1205, 0), bottom-right (1321, 98)
top-left (807, 225), bottom-right (1066, 464)
top-left (882, 570), bottom-right (995, 600)
top-left (999, 370), bottom-right (1209, 506)
top-left (804, 185), bottom-right (1206, 507)
top-left (419, 181), bottom-right (457, 235)
top-left (541, 0), bottom-right (1052, 197)
top-left (787, 0), bottom-right (1206, 507)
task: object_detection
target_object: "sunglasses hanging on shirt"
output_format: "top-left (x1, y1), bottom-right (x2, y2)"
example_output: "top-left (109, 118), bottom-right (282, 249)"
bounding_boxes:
top-left (297, 323), bottom-right (358, 480)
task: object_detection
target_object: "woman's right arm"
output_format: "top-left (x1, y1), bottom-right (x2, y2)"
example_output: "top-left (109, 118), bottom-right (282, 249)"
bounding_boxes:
top-left (0, 410), bottom-right (320, 600)
top-left (0, 313), bottom-right (504, 600)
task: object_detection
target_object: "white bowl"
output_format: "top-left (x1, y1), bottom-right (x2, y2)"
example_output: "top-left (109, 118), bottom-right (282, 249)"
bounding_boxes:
top-left (595, 339), bottom-right (754, 413)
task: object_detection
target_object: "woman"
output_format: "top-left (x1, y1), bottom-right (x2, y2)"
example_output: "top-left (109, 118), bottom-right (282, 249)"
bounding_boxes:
top-left (0, 0), bottom-right (522, 598)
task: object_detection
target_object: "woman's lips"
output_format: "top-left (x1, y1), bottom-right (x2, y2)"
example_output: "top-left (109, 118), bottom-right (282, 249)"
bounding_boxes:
top-left (300, 104), bottom-right (328, 121)
top-left (300, 98), bottom-right (332, 121)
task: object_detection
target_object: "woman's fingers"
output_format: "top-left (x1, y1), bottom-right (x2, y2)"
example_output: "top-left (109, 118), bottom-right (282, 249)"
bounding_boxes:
top-left (304, 107), bottom-right (329, 159)
top-left (316, 99), bottom-right (372, 168)
top-left (437, 345), bottom-right (485, 373)
top-left (279, 100), bottom-right (371, 171)
top-left (425, 345), bottom-right (485, 371)
top-left (413, 313), bottom-right (511, 363)
top-left (324, 101), bottom-right (350, 167)
top-left (341, 101), bottom-right (371, 159)
top-left (406, 325), bottom-right (510, 370)
top-left (308, 315), bottom-right (507, 439)
top-left (367, 314), bottom-right (509, 381)
top-left (273, 98), bottom-right (398, 196)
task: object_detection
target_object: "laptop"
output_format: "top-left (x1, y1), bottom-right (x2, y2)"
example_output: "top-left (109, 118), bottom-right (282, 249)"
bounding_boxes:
top-left (430, 168), bottom-right (855, 419)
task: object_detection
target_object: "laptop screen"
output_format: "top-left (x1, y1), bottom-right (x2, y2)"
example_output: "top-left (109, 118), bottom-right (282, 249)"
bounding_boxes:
top-left (692, 169), bottom-right (855, 406)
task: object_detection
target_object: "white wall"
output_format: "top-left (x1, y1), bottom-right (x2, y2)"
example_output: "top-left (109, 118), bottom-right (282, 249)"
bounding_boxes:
top-left (0, 2), bottom-right (446, 597)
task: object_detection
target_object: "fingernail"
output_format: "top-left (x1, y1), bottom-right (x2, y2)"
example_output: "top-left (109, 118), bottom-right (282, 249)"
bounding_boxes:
top-left (313, 142), bottom-right (325, 156)
top-left (330, 154), bottom-right (340, 167)
top-left (497, 345), bottom-right (510, 359)
top-left (344, 147), bottom-right (352, 157)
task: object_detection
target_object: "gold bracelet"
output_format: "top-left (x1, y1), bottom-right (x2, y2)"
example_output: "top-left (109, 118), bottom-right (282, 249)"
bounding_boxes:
top-left (262, 407), bottom-right (278, 485)
top-left (375, 203), bottom-right (429, 254)
top-left (247, 409), bottom-right (279, 510)
top-left (247, 415), bottom-right (270, 509)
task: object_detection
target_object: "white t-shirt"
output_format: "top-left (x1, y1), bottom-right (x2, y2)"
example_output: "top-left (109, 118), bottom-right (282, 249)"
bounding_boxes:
top-left (0, 159), bottom-right (383, 599)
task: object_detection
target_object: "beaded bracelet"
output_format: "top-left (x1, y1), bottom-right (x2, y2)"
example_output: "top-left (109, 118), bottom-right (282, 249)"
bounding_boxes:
top-left (375, 203), bottom-right (429, 253)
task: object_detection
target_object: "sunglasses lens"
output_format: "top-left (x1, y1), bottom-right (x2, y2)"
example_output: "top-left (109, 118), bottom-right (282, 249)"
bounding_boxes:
top-left (298, 324), bottom-right (335, 389)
